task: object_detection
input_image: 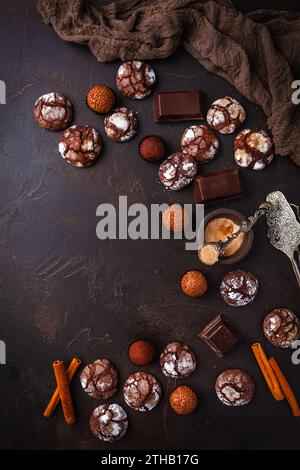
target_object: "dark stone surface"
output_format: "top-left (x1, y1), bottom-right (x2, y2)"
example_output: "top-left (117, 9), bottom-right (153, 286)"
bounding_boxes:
top-left (0, 0), bottom-right (299, 450)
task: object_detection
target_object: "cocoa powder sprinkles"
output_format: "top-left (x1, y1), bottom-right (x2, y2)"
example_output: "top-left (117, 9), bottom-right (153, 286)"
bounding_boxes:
top-left (36, 0), bottom-right (300, 165)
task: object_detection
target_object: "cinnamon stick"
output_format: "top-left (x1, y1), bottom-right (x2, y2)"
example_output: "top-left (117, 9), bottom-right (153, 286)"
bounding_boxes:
top-left (251, 343), bottom-right (284, 401)
top-left (53, 360), bottom-right (76, 424)
top-left (269, 357), bottom-right (300, 417)
top-left (44, 357), bottom-right (81, 418)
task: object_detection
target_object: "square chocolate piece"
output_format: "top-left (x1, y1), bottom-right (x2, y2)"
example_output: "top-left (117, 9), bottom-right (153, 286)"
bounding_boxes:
top-left (153, 90), bottom-right (203, 122)
top-left (198, 314), bottom-right (239, 357)
top-left (193, 168), bottom-right (243, 205)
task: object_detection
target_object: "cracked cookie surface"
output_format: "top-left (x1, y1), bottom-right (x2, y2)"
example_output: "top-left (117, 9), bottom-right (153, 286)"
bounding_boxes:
top-left (215, 369), bottom-right (254, 406)
top-left (220, 269), bottom-right (258, 307)
top-left (34, 92), bottom-right (73, 131)
top-left (158, 153), bottom-right (197, 190)
top-left (90, 403), bottom-right (128, 443)
top-left (181, 124), bottom-right (219, 163)
top-left (234, 128), bottom-right (274, 170)
top-left (123, 372), bottom-right (161, 411)
top-left (116, 61), bottom-right (156, 99)
top-left (263, 308), bottom-right (300, 348)
top-left (207, 96), bottom-right (245, 134)
top-left (59, 125), bottom-right (102, 167)
top-left (104, 107), bottom-right (138, 142)
top-left (160, 342), bottom-right (196, 378)
top-left (80, 358), bottom-right (118, 399)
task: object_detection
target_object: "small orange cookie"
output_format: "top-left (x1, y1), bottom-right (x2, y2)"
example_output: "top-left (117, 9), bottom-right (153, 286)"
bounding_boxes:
top-left (169, 386), bottom-right (198, 415)
top-left (87, 85), bottom-right (115, 114)
top-left (181, 270), bottom-right (208, 297)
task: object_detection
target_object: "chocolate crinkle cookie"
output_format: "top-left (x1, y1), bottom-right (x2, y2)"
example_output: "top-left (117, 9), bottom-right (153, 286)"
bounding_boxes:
top-left (207, 96), bottom-right (246, 134)
top-left (159, 152), bottom-right (197, 190)
top-left (104, 107), bottom-right (138, 142)
top-left (59, 125), bottom-right (102, 167)
top-left (160, 342), bottom-right (196, 378)
top-left (234, 129), bottom-right (274, 170)
top-left (116, 60), bottom-right (156, 99)
top-left (220, 269), bottom-right (258, 307)
top-left (263, 308), bottom-right (300, 348)
top-left (90, 403), bottom-right (128, 443)
top-left (80, 358), bottom-right (118, 399)
top-left (123, 372), bottom-right (161, 412)
top-left (34, 92), bottom-right (73, 131)
top-left (181, 124), bottom-right (219, 163)
top-left (215, 369), bottom-right (255, 406)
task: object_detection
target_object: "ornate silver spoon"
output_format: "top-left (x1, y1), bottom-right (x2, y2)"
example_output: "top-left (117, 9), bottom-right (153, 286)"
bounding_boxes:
top-left (265, 191), bottom-right (300, 287)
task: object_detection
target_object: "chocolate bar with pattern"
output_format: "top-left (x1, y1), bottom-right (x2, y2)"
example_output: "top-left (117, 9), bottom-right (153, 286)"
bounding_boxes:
top-left (153, 90), bottom-right (203, 122)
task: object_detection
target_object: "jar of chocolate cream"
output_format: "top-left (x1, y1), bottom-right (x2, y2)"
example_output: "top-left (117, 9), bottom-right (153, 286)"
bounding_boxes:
top-left (201, 208), bottom-right (254, 264)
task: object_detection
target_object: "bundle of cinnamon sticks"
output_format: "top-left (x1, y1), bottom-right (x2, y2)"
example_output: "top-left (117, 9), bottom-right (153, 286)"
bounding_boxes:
top-left (252, 343), bottom-right (300, 416)
top-left (44, 357), bottom-right (81, 424)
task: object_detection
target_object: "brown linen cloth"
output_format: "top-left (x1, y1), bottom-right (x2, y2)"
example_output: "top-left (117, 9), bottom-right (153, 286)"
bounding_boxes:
top-left (36, 0), bottom-right (300, 166)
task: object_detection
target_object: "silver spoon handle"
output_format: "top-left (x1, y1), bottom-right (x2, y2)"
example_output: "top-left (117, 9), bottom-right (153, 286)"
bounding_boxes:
top-left (241, 203), bottom-right (273, 232)
top-left (219, 203), bottom-right (272, 251)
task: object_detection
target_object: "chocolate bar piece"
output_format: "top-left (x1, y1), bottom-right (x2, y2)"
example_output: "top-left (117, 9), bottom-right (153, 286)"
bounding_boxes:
top-left (198, 314), bottom-right (239, 357)
top-left (193, 168), bottom-right (243, 204)
top-left (153, 90), bottom-right (203, 122)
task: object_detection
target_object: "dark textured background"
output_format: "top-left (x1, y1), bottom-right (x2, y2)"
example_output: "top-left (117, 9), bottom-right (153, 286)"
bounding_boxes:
top-left (0, 0), bottom-right (299, 451)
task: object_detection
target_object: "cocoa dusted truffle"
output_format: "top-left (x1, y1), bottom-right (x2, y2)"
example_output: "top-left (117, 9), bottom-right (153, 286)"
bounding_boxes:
top-left (128, 340), bottom-right (154, 366)
top-left (181, 270), bottom-right (208, 298)
top-left (234, 129), bottom-right (274, 170)
top-left (59, 125), bottom-right (102, 167)
top-left (207, 96), bottom-right (246, 134)
top-left (90, 403), bottom-right (128, 443)
top-left (159, 153), bottom-right (197, 190)
top-left (181, 124), bottom-right (219, 163)
top-left (263, 308), bottom-right (300, 348)
top-left (123, 372), bottom-right (161, 411)
top-left (220, 269), bottom-right (258, 307)
top-left (215, 369), bottom-right (255, 406)
top-left (139, 135), bottom-right (166, 161)
top-left (169, 386), bottom-right (198, 415)
top-left (116, 60), bottom-right (156, 99)
top-left (104, 107), bottom-right (138, 142)
top-left (80, 359), bottom-right (118, 399)
top-left (34, 92), bottom-right (73, 131)
top-left (160, 342), bottom-right (196, 379)
top-left (86, 85), bottom-right (115, 114)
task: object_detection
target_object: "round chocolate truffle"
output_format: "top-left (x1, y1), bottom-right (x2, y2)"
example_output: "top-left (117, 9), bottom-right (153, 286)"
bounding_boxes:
top-left (215, 369), bottom-right (255, 406)
top-left (169, 386), bottom-right (198, 415)
top-left (234, 128), bottom-right (274, 170)
top-left (86, 85), bottom-right (115, 114)
top-left (59, 125), bottom-right (102, 167)
top-left (220, 269), bottom-right (258, 307)
top-left (181, 124), bottom-right (219, 163)
top-left (123, 372), bottom-right (161, 412)
top-left (80, 359), bottom-right (118, 399)
top-left (159, 153), bottom-right (197, 191)
top-left (34, 92), bottom-right (73, 131)
top-left (128, 340), bottom-right (154, 366)
top-left (162, 204), bottom-right (189, 232)
top-left (104, 107), bottom-right (138, 142)
top-left (263, 308), bottom-right (300, 348)
top-left (90, 403), bottom-right (128, 443)
top-left (207, 96), bottom-right (246, 134)
top-left (181, 270), bottom-right (208, 298)
top-left (160, 342), bottom-right (196, 379)
top-left (116, 60), bottom-right (156, 99)
top-left (139, 135), bottom-right (166, 161)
